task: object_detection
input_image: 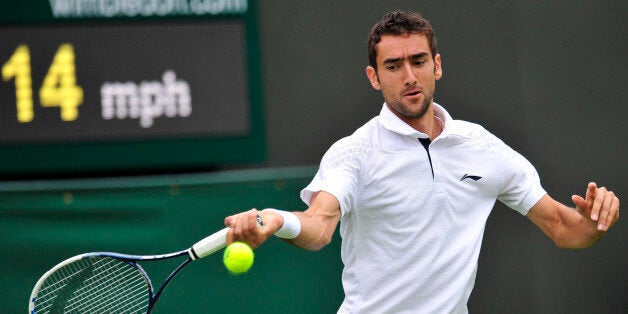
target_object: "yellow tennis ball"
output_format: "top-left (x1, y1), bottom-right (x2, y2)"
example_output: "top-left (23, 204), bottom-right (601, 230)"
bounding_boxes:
top-left (223, 242), bottom-right (254, 274)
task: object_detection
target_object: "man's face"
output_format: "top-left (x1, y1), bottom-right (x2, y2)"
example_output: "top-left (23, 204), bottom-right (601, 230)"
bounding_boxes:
top-left (366, 34), bottom-right (442, 121)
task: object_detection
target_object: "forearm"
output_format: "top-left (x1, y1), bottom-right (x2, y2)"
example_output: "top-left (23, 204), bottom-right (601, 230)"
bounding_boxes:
top-left (528, 195), bottom-right (605, 249)
top-left (287, 210), bottom-right (340, 251)
top-left (227, 192), bottom-right (341, 251)
top-left (273, 191), bottom-right (341, 251)
top-left (550, 203), bottom-right (604, 248)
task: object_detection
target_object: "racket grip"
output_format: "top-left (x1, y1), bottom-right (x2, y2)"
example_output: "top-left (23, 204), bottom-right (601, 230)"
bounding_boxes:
top-left (188, 227), bottom-right (228, 260)
top-left (188, 215), bottom-right (264, 260)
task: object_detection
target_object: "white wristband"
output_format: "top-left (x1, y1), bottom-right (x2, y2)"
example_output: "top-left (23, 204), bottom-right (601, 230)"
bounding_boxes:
top-left (266, 208), bottom-right (301, 239)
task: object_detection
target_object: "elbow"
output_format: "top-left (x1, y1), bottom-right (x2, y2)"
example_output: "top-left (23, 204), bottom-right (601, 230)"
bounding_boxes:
top-left (318, 232), bottom-right (334, 249)
top-left (295, 208), bottom-right (339, 251)
top-left (294, 230), bottom-right (333, 252)
top-left (305, 232), bottom-right (333, 252)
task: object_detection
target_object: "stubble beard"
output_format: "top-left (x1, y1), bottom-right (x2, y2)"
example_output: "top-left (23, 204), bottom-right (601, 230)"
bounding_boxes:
top-left (388, 89), bottom-right (433, 120)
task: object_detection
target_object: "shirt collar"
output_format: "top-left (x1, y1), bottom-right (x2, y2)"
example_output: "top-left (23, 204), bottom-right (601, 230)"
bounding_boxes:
top-left (378, 102), bottom-right (457, 139)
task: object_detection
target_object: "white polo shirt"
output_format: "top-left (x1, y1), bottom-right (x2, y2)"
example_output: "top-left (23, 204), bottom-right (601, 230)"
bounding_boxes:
top-left (301, 103), bottom-right (546, 313)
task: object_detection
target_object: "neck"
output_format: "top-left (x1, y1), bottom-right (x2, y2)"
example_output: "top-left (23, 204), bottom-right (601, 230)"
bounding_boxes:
top-left (398, 104), bottom-right (443, 140)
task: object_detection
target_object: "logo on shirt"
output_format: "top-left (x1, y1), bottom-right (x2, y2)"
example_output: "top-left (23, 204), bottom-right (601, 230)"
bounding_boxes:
top-left (460, 174), bottom-right (482, 181)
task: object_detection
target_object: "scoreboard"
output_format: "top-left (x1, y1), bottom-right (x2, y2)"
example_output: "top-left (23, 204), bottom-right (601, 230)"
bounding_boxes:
top-left (0, 0), bottom-right (264, 177)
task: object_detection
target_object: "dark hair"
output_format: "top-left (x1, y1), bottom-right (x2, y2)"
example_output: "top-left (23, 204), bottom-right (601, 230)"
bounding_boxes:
top-left (367, 11), bottom-right (438, 69)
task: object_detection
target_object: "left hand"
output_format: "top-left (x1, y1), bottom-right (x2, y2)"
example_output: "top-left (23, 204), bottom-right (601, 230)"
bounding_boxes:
top-left (571, 182), bottom-right (620, 231)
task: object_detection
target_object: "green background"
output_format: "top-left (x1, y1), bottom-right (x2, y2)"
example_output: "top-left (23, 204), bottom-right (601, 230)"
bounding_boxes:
top-left (2, 166), bottom-right (343, 313)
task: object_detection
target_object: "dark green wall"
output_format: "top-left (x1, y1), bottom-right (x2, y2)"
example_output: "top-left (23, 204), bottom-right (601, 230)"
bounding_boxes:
top-left (1, 167), bottom-right (343, 313)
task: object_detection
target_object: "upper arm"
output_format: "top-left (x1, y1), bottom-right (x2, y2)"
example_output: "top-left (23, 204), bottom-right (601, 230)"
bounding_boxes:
top-left (307, 191), bottom-right (342, 216)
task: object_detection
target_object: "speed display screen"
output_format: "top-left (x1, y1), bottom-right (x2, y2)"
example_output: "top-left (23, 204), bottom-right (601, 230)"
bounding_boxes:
top-left (0, 1), bottom-right (264, 177)
top-left (1, 21), bottom-right (250, 142)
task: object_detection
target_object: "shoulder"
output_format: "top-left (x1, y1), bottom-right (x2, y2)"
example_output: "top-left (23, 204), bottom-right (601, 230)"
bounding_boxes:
top-left (447, 119), bottom-right (508, 151)
top-left (321, 118), bottom-right (379, 170)
top-left (448, 120), bottom-right (534, 174)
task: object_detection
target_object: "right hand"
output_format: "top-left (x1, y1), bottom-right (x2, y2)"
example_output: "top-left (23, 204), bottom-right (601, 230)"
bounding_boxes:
top-left (224, 208), bottom-right (284, 248)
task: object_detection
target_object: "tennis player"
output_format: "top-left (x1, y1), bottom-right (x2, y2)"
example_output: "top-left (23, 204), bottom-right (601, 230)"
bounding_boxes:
top-left (225, 11), bottom-right (620, 313)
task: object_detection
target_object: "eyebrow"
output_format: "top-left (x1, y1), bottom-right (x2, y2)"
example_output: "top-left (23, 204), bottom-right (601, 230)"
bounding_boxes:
top-left (382, 52), bottom-right (430, 65)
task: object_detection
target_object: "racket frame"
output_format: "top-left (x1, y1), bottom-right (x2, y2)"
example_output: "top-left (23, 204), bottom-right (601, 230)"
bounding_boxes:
top-left (30, 219), bottom-right (259, 313)
top-left (28, 250), bottom-right (192, 314)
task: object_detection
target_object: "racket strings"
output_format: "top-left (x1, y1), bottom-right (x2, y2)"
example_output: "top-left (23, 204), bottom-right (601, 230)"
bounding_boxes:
top-left (63, 259), bottom-right (145, 312)
top-left (33, 256), bottom-right (150, 313)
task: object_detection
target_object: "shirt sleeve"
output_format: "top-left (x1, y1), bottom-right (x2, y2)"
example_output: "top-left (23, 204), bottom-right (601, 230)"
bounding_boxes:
top-left (300, 136), bottom-right (368, 217)
top-left (496, 144), bottom-right (547, 215)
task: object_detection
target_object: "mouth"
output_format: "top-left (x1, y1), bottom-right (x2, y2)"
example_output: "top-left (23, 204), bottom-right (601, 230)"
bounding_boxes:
top-left (403, 89), bottom-right (421, 98)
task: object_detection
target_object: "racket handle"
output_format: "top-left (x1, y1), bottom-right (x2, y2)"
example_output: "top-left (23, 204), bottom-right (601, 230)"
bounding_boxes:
top-left (188, 215), bottom-right (264, 260)
top-left (188, 228), bottom-right (228, 260)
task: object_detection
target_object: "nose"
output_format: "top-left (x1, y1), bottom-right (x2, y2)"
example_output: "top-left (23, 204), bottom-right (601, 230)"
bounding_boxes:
top-left (403, 63), bottom-right (417, 86)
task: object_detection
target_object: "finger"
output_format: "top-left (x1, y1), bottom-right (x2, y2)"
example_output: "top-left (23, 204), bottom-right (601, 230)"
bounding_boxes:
top-left (591, 186), bottom-right (608, 222)
top-left (596, 189), bottom-right (612, 230)
top-left (588, 183), bottom-right (603, 221)
top-left (237, 209), bottom-right (262, 246)
top-left (242, 209), bottom-right (258, 235)
top-left (600, 192), bottom-right (619, 231)
top-left (604, 194), bottom-right (619, 229)
top-left (571, 195), bottom-right (587, 211)
top-left (240, 212), bottom-right (250, 237)
top-left (585, 182), bottom-right (597, 213)
top-left (224, 215), bottom-right (235, 228)
top-left (225, 227), bottom-right (234, 245)
top-left (233, 213), bottom-right (245, 241)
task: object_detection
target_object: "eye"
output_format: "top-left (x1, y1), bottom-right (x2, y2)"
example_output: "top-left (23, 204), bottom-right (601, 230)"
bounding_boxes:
top-left (386, 64), bottom-right (398, 71)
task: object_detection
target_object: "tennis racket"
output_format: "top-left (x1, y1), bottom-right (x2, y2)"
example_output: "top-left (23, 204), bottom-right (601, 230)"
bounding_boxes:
top-left (28, 216), bottom-right (263, 314)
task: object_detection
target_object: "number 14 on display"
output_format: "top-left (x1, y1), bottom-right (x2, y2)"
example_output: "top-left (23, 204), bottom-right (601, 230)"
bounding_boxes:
top-left (2, 43), bottom-right (83, 123)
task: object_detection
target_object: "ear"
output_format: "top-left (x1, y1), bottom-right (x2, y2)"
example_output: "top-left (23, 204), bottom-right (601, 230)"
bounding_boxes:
top-left (366, 66), bottom-right (381, 90)
top-left (434, 54), bottom-right (443, 80)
